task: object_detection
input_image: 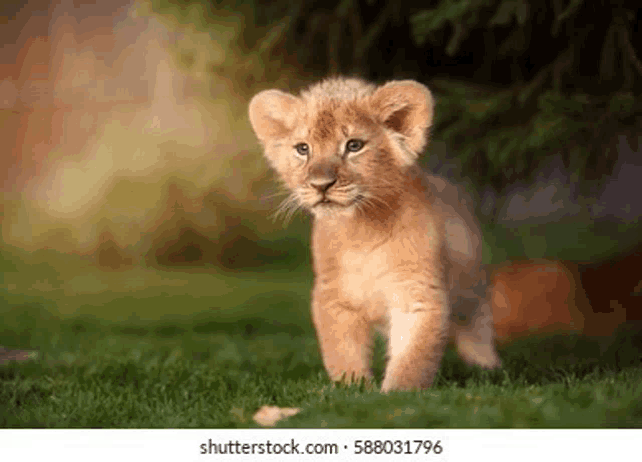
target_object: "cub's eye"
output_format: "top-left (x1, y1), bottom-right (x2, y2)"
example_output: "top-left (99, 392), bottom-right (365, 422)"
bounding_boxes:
top-left (346, 139), bottom-right (364, 153)
top-left (295, 143), bottom-right (310, 156)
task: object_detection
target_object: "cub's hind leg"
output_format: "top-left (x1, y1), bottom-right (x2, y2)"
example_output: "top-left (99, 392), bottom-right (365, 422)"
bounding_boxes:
top-left (451, 287), bottom-right (501, 369)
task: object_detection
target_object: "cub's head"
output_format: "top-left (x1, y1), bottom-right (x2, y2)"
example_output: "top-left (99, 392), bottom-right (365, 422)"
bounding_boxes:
top-left (248, 77), bottom-right (434, 220)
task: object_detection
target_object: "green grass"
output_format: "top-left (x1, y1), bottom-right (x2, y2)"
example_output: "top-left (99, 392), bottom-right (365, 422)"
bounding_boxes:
top-left (1, 244), bottom-right (641, 428)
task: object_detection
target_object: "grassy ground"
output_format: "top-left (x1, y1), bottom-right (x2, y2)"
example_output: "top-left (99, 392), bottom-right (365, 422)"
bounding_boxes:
top-left (1, 237), bottom-right (641, 428)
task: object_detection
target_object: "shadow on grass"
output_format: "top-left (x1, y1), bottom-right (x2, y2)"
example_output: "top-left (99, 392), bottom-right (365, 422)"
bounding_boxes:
top-left (436, 325), bottom-right (642, 389)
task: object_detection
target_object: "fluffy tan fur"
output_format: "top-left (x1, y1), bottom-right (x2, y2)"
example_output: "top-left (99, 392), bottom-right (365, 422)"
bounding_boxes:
top-left (249, 77), bottom-right (500, 392)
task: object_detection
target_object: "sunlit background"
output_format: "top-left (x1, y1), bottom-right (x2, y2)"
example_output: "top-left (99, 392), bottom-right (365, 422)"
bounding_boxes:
top-left (1, 0), bottom-right (292, 260)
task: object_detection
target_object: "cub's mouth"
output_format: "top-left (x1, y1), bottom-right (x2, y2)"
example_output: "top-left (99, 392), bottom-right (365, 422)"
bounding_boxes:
top-left (311, 191), bottom-right (365, 210)
top-left (314, 198), bottom-right (340, 208)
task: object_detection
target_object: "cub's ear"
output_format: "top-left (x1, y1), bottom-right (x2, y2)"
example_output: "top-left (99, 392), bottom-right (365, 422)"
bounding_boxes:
top-left (370, 80), bottom-right (434, 154)
top-left (248, 89), bottom-right (302, 143)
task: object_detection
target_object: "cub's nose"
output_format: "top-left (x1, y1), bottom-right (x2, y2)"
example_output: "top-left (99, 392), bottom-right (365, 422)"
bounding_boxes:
top-left (309, 177), bottom-right (337, 192)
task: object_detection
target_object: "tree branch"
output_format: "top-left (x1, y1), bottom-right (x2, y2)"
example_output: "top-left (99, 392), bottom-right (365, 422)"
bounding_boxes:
top-left (618, 21), bottom-right (642, 78)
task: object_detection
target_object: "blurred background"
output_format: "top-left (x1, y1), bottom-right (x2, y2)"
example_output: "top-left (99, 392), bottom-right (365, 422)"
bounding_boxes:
top-left (1, 0), bottom-right (641, 352)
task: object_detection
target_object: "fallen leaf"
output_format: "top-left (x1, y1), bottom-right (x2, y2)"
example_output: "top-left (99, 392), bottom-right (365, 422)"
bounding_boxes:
top-left (253, 405), bottom-right (301, 427)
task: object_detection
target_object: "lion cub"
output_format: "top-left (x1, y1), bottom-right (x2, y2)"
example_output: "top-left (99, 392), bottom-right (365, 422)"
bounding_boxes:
top-left (249, 77), bottom-right (500, 392)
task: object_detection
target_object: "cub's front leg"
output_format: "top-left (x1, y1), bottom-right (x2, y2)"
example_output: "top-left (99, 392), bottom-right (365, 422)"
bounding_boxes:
top-left (311, 285), bottom-right (373, 385)
top-left (381, 284), bottom-right (450, 392)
